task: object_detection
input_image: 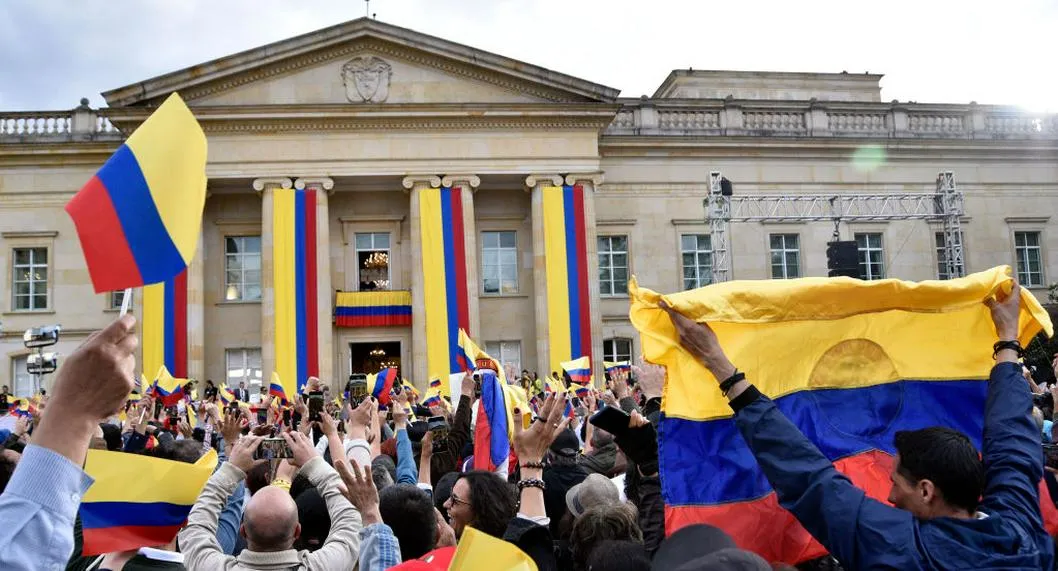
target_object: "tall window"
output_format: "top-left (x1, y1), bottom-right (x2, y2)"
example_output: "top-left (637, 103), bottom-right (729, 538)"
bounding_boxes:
top-left (108, 290), bottom-right (132, 310)
top-left (355, 233), bottom-right (391, 291)
top-left (855, 233), bottom-right (885, 281)
top-left (224, 236), bottom-right (262, 301)
top-left (769, 234), bottom-right (801, 279)
top-left (680, 234), bottom-right (712, 290)
top-left (1015, 231), bottom-right (1044, 286)
top-left (12, 247), bottom-right (48, 311)
top-left (484, 341), bottom-right (521, 373)
top-left (598, 236), bottom-right (629, 296)
top-left (225, 348), bottom-right (263, 395)
top-left (935, 231), bottom-right (965, 280)
top-left (603, 338), bottom-right (633, 364)
top-left (11, 356), bottom-right (32, 397)
top-left (481, 231), bottom-right (518, 294)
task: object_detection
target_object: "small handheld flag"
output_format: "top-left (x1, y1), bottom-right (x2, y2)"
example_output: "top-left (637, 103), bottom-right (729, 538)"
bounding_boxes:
top-left (604, 361), bottom-right (631, 375)
top-left (152, 366), bottom-right (186, 407)
top-left (561, 356), bottom-right (592, 385)
top-left (371, 368), bottom-right (398, 406)
top-left (65, 93), bottom-right (207, 292)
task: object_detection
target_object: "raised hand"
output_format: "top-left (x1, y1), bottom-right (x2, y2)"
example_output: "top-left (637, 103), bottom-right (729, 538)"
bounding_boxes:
top-left (335, 458), bottom-right (381, 525)
top-left (512, 391), bottom-right (571, 464)
top-left (659, 300), bottom-right (736, 381)
top-left (986, 281), bottom-right (1022, 341)
top-left (281, 430), bottom-right (319, 468)
top-left (229, 434), bottom-right (265, 474)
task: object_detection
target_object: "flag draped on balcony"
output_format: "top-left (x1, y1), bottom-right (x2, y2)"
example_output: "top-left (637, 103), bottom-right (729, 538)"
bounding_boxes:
top-left (335, 290), bottom-right (412, 327)
top-left (273, 187), bottom-right (320, 397)
top-left (142, 269), bottom-right (188, 379)
top-left (419, 186), bottom-right (471, 385)
top-left (542, 184), bottom-right (593, 376)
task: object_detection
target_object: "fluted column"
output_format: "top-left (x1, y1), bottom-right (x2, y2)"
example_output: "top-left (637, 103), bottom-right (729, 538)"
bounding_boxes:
top-left (566, 173), bottom-right (605, 384)
top-left (253, 177), bottom-right (293, 382)
top-left (525, 174), bottom-right (564, 375)
top-left (402, 175), bottom-right (442, 387)
top-left (186, 230), bottom-right (206, 381)
top-left (441, 174), bottom-right (482, 337)
top-left (294, 177), bottom-right (335, 389)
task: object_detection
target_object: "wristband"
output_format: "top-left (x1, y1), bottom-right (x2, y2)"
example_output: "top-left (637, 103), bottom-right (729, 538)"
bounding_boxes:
top-left (520, 460), bottom-right (545, 470)
top-left (719, 370), bottom-right (746, 395)
top-left (517, 478), bottom-right (546, 492)
top-left (993, 340), bottom-right (1024, 359)
top-left (272, 478), bottom-right (292, 492)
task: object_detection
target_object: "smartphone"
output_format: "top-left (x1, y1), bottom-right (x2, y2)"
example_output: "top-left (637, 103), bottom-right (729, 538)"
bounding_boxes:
top-left (589, 405), bottom-right (631, 437)
top-left (254, 437), bottom-right (294, 460)
top-left (308, 392), bottom-right (324, 422)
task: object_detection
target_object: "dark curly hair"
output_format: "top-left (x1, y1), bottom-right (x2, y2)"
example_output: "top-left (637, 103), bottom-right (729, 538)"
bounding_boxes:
top-left (456, 470), bottom-right (517, 538)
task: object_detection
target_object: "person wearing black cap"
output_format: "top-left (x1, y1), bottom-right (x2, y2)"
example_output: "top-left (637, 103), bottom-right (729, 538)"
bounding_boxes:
top-left (543, 427), bottom-right (590, 536)
top-left (651, 524), bottom-right (770, 571)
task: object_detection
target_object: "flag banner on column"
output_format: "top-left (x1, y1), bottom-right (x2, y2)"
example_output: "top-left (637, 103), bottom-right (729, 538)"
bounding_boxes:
top-left (542, 184), bottom-right (592, 376)
top-left (629, 266), bottom-right (1056, 565)
top-left (420, 186), bottom-right (471, 386)
top-left (335, 290), bottom-right (412, 327)
top-left (273, 187), bottom-right (320, 398)
top-left (141, 269), bottom-right (188, 379)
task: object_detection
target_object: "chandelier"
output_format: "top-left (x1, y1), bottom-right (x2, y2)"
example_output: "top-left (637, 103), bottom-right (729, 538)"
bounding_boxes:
top-left (363, 251), bottom-right (389, 269)
top-left (369, 347), bottom-right (386, 358)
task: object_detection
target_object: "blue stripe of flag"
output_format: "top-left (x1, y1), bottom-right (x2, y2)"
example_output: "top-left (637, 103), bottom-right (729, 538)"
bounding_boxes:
top-left (163, 276), bottom-right (175, 373)
top-left (294, 190), bottom-right (307, 394)
top-left (334, 306), bottom-right (412, 316)
top-left (81, 501), bottom-right (191, 529)
top-left (440, 189), bottom-right (460, 374)
top-left (563, 186), bottom-right (582, 358)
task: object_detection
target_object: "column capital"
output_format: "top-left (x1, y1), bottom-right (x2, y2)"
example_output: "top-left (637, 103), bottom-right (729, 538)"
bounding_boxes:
top-left (564, 172), bottom-right (605, 188)
top-left (440, 174), bottom-right (481, 190)
top-left (401, 175), bottom-right (442, 192)
top-left (293, 177), bottom-right (335, 193)
top-left (252, 177), bottom-right (293, 195)
top-left (524, 174), bottom-right (564, 190)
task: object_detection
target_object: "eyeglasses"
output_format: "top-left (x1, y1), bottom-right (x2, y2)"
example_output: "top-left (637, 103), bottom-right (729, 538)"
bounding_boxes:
top-left (446, 493), bottom-right (470, 507)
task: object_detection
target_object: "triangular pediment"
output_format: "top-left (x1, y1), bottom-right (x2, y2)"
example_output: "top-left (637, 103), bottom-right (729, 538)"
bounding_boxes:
top-left (102, 19), bottom-right (619, 108)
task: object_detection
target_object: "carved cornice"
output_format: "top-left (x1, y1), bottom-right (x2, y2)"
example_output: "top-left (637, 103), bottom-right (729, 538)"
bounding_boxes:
top-left (401, 175), bottom-right (442, 191)
top-left (565, 172), bottom-right (605, 187)
top-left (252, 177), bottom-right (293, 195)
top-left (294, 177), bottom-right (336, 193)
top-left (440, 174), bottom-right (480, 189)
top-left (524, 174), bottom-right (564, 189)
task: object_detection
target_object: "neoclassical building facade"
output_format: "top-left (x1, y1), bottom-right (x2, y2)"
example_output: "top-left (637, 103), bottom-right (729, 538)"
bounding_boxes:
top-left (1, 18), bottom-right (1056, 396)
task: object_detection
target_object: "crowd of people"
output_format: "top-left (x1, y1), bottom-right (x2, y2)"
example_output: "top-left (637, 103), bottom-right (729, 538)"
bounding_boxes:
top-left (0, 282), bottom-right (1054, 570)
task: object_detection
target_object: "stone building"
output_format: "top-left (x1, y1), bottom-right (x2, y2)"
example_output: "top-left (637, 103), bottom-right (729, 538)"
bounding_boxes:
top-left (1, 18), bottom-right (1055, 396)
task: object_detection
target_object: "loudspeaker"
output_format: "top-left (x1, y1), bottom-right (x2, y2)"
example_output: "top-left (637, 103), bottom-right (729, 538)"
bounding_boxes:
top-left (826, 241), bottom-right (859, 278)
top-left (720, 177), bottom-right (733, 196)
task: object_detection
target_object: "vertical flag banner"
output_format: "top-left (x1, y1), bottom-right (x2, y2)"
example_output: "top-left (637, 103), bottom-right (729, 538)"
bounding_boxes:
top-left (273, 187), bottom-right (319, 398)
top-left (420, 187), bottom-right (471, 388)
top-left (541, 185), bottom-right (592, 376)
top-left (65, 93), bottom-right (207, 292)
top-left (629, 266), bottom-right (1054, 564)
top-left (80, 449), bottom-right (217, 555)
top-left (561, 356), bottom-right (592, 385)
top-left (141, 269), bottom-right (188, 379)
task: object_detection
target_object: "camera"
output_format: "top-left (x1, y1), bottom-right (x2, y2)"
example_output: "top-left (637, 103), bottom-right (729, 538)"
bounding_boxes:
top-left (23, 325), bottom-right (61, 349)
top-left (26, 352), bottom-right (58, 374)
top-left (254, 437), bottom-right (294, 460)
top-left (427, 415), bottom-right (449, 451)
top-left (346, 374), bottom-right (368, 405)
top-left (308, 391), bottom-right (324, 422)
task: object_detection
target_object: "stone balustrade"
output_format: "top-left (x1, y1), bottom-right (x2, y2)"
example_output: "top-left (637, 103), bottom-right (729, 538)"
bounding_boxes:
top-left (0, 99), bottom-right (121, 142)
top-left (605, 99), bottom-right (1058, 140)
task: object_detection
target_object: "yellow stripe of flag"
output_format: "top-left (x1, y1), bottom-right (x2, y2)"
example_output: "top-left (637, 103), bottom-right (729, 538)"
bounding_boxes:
top-left (421, 189), bottom-right (451, 384)
top-left (542, 186), bottom-right (572, 374)
top-left (272, 189), bottom-right (298, 401)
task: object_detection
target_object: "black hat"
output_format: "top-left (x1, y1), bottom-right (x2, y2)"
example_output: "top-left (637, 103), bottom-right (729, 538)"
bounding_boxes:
top-left (549, 428), bottom-right (580, 458)
top-left (651, 525), bottom-right (771, 571)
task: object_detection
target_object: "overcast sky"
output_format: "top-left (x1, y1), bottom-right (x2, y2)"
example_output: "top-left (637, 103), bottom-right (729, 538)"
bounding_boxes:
top-left (1, 0), bottom-right (1054, 111)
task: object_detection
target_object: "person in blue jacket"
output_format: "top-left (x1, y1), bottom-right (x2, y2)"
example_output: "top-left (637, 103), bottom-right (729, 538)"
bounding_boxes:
top-left (660, 282), bottom-right (1055, 571)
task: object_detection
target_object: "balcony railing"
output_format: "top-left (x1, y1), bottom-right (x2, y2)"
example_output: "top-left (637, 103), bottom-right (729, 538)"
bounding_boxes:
top-left (0, 99), bottom-right (121, 142)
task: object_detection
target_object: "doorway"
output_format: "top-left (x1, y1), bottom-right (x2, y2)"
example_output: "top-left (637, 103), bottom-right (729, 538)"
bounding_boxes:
top-left (349, 341), bottom-right (402, 377)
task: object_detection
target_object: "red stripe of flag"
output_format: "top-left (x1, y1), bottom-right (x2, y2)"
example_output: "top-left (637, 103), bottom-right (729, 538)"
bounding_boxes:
top-left (304, 189), bottom-right (319, 377)
top-left (572, 184), bottom-right (593, 367)
top-left (450, 188), bottom-right (470, 334)
top-left (65, 176), bottom-right (143, 291)
top-left (173, 269), bottom-right (188, 378)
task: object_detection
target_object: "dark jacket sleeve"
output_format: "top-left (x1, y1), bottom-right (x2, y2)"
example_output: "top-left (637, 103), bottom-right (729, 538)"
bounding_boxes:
top-left (636, 474), bottom-right (665, 556)
top-left (733, 386), bottom-right (917, 570)
top-left (504, 517), bottom-right (557, 571)
top-left (979, 362), bottom-right (1049, 537)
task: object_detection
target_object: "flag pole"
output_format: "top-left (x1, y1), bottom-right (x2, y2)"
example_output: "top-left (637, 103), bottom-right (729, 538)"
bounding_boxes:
top-left (119, 288), bottom-right (133, 317)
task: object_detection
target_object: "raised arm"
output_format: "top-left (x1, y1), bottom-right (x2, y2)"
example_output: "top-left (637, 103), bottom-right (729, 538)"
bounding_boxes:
top-left (979, 283), bottom-right (1047, 535)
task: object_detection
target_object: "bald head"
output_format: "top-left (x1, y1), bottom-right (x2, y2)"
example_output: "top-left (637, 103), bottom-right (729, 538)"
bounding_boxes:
top-left (242, 486), bottom-right (300, 552)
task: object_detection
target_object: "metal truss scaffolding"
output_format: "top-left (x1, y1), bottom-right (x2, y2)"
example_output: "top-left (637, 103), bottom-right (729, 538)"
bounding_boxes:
top-left (705, 170), bottom-right (965, 283)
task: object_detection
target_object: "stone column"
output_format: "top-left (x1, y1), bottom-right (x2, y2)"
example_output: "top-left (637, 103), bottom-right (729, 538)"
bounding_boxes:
top-left (441, 174), bottom-right (482, 337)
top-left (566, 173), bottom-right (605, 385)
top-left (402, 175), bottom-right (442, 386)
top-left (252, 177), bottom-right (293, 383)
top-left (294, 177), bottom-right (335, 389)
top-left (186, 230), bottom-right (206, 381)
top-left (525, 174), bottom-right (564, 375)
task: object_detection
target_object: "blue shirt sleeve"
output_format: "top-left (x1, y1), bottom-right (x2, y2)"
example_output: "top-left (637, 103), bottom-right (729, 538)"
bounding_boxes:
top-left (358, 523), bottom-right (402, 571)
top-left (0, 445), bottom-right (94, 571)
top-left (395, 428), bottom-right (417, 485)
top-left (215, 481), bottom-right (246, 555)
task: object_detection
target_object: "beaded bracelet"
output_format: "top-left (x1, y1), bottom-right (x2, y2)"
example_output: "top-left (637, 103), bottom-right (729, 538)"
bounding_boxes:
top-left (520, 460), bottom-right (545, 470)
top-left (517, 478), bottom-right (546, 492)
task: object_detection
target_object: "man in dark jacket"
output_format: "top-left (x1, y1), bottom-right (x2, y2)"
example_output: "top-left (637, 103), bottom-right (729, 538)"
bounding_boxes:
top-left (660, 283), bottom-right (1055, 570)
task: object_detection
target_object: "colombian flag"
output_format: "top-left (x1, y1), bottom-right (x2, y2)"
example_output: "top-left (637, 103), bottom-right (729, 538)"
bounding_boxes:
top-left (473, 369), bottom-right (510, 473)
top-left (429, 377), bottom-right (443, 390)
top-left (401, 378), bottom-right (420, 400)
top-left (152, 366), bottom-right (186, 408)
top-left (218, 384), bottom-right (234, 406)
top-left (65, 93), bottom-right (206, 292)
top-left (269, 371), bottom-right (290, 404)
top-left (542, 184), bottom-right (593, 376)
top-left (456, 329), bottom-right (479, 377)
top-left (424, 392), bottom-right (443, 408)
top-left (273, 187), bottom-right (321, 397)
top-left (630, 266), bottom-right (1054, 564)
top-left (142, 269), bottom-right (188, 380)
top-left (604, 361), bottom-right (631, 376)
top-left (420, 187), bottom-right (472, 386)
top-left (561, 356), bottom-right (592, 385)
top-left (335, 290), bottom-right (412, 327)
top-left (371, 368), bottom-right (398, 406)
top-left (80, 449), bottom-right (217, 555)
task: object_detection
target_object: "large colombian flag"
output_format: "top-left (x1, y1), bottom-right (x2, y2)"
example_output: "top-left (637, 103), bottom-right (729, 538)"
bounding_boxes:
top-left (80, 449), bottom-right (217, 555)
top-left (629, 266), bottom-right (1055, 564)
top-left (273, 187), bottom-right (320, 400)
top-left (335, 290), bottom-right (412, 327)
top-left (541, 185), bottom-right (593, 377)
top-left (65, 93), bottom-right (207, 292)
top-left (142, 269), bottom-right (188, 379)
top-left (420, 187), bottom-right (471, 390)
